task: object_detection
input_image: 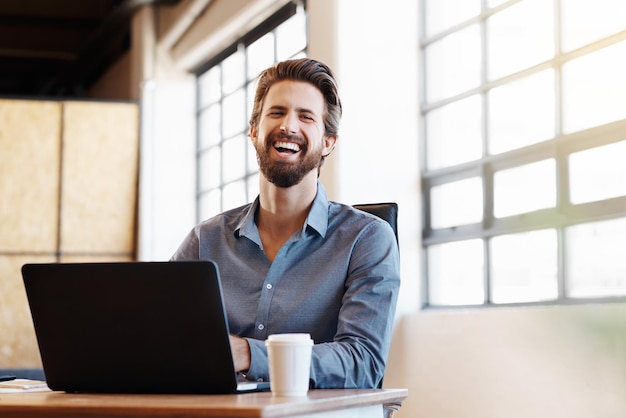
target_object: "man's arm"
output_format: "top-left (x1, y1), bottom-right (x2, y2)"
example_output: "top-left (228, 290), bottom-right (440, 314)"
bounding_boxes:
top-left (230, 335), bottom-right (251, 372)
top-left (244, 218), bottom-right (400, 388)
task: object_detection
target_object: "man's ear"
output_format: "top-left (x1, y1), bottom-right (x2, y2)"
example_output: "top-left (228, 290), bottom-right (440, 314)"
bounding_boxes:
top-left (249, 126), bottom-right (258, 141)
top-left (323, 135), bottom-right (337, 157)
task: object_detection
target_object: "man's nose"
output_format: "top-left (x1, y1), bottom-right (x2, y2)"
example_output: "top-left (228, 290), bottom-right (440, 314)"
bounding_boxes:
top-left (279, 113), bottom-right (298, 134)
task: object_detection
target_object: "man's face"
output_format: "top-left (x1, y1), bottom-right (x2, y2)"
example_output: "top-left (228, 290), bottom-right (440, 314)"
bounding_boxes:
top-left (250, 80), bottom-right (335, 188)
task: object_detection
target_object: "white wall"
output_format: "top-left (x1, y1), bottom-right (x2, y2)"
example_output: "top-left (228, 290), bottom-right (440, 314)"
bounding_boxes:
top-left (308, 0), bottom-right (421, 318)
top-left (134, 1), bottom-right (626, 417)
top-left (134, 5), bottom-right (198, 261)
top-left (334, 0), bottom-right (421, 317)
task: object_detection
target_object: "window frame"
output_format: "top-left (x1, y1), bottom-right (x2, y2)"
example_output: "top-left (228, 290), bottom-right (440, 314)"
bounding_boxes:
top-left (194, 2), bottom-right (307, 223)
top-left (419, 0), bottom-right (626, 308)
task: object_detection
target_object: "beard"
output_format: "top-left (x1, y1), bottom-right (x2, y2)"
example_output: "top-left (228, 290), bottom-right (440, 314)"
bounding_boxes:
top-left (256, 132), bottom-right (323, 188)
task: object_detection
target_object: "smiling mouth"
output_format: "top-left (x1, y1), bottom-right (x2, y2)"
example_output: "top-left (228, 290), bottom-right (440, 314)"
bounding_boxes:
top-left (274, 141), bottom-right (301, 153)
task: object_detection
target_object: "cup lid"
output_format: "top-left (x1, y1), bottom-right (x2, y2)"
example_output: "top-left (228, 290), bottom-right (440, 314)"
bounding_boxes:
top-left (267, 333), bottom-right (312, 343)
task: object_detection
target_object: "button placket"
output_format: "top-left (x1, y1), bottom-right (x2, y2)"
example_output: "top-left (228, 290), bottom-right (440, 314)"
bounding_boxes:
top-left (254, 257), bottom-right (287, 340)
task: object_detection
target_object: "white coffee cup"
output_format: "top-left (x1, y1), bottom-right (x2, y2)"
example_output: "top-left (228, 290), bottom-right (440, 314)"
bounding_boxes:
top-left (265, 333), bottom-right (313, 397)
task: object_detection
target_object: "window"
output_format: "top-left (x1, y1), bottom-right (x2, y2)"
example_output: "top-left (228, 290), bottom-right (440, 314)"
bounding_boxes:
top-left (195, 3), bottom-right (307, 222)
top-left (421, 0), bottom-right (626, 307)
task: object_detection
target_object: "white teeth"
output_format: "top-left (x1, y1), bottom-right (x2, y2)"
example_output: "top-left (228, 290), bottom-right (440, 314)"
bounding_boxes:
top-left (274, 141), bottom-right (300, 152)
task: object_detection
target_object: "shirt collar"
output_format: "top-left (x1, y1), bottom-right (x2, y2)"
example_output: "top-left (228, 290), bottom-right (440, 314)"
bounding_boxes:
top-left (235, 181), bottom-right (330, 241)
top-left (235, 198), bottom-right (260, 242)
top-left (306, 181), bottom-right (329, 238)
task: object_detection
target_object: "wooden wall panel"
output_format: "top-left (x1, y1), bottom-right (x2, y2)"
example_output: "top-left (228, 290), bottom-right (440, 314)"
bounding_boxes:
top-left (59, 255), bottom-right (134, 263)
top-left (0, 98), bottom-right (139, 369)
top-left (0, 255), bottom-right (55, 368)
top-left (0, 100), bottom-right (61, 252)
top-left (60, 102), bottom-right (139, 254)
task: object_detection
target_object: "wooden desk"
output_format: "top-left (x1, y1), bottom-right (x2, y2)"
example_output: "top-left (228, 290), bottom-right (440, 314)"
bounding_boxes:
top-left (0, 388), bottom-right (407, 418)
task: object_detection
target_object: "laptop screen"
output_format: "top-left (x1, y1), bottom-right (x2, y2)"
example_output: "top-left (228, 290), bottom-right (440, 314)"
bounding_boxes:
top-left (22, 261), bottom-right (264, 394)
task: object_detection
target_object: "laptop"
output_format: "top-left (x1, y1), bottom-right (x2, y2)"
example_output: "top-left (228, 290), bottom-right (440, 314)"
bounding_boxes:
top-left (21, 260), bottom-right (270, 394)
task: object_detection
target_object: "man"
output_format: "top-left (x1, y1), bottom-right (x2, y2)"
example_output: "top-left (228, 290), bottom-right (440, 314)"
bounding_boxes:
top-left (171, 58), bottom-right (400, 389)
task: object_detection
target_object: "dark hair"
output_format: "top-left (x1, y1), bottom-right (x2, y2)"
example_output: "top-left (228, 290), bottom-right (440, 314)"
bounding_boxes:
top-left (249, 58), bottom-right (342, 137)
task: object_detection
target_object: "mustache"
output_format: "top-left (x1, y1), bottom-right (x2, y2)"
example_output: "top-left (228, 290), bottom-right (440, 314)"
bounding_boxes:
top-left (269, 132), bottom-right (304, 143)
top-left (266, 132), bottom-right (307, 150)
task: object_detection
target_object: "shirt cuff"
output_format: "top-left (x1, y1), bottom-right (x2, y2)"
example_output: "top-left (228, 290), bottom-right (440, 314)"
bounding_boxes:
top-left (244, 338), bottom-right (270, 382)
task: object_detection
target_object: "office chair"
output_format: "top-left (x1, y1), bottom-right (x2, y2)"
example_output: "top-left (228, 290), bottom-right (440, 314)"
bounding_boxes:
top-left (353, 202), bottom-right (402, 418)
top-left (353, 203), bottom-right (399, 245)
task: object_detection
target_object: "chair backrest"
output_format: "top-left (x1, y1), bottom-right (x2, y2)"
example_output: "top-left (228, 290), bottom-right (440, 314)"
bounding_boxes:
top-left (353, 203), bottom-right (399, 396)
top-left (353, 203), bottom-right (399, 245)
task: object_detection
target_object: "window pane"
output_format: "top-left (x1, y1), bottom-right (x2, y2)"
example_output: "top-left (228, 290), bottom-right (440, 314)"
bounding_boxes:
top-left (276, 10), bottom-right (307, 60)
top-left (222, 89), bottom-right (246, 138)
top-left (247, 136), bottom-right (258, 173)
top-left (494, 159), bottom-right (556, 218)
top-left (222, 50), bottom-right (245, 94)
top-left (198, 65), bottom-right (221, 108)
top-left (428, 239), bottom-right (484, 306)
top-left (247, 173), bottom-right (259, 202)
top-left (198, 104), bottom-right (221, 149)
top-left (425, 24), bottom-right (481, 103)
top-left (431, 178), bottom-right (483, 228)
top-left (487, 0), bottom-right (554, 80)
top-left (488, 70), bottom-right (555, 154)
top-left (567, 218), bottom-right (626, 298)
top-left (199, 189), bottom-right (221, 221)
top-left (222, 134), bottom-right (247, 183)
top-left (246, 82), bottom-right (256, 125)
top-left (424, 0), bottom-right (481, 37)
top-left (491, 229), bottom-right (558, 303)
top-left (561, 0), bottom-right (626, 52)
top-left (222, 180), bottom-right (247, 211)
top-left (562, 40), bottom-right (626, 134)
top-left (199, 147), bottom-right (221, 190)
top-left (247, 32), bottom-right (275, 80)
top-left (426, 95), bottom-right (482, 169)
top-left (569, 140), bottom-right (626, 204)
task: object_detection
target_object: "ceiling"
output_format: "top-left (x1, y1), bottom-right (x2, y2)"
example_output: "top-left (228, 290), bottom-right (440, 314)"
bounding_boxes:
top-left (0, 0), bottom-right (180, 98)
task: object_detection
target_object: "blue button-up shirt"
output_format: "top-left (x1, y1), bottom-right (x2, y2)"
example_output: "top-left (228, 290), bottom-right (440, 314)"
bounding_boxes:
top-left (171, 183), bottom-right (400, 388)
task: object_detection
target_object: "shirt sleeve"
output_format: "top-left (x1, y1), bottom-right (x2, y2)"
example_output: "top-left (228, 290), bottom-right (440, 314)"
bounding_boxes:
top-left (170, 227), bottom-right (201, 260)
top-left (246, 218), bottom-right (401, 389)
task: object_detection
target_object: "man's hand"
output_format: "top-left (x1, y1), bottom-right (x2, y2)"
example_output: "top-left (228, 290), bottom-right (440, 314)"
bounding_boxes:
top-left (229, 335), bottom-right (251, 372)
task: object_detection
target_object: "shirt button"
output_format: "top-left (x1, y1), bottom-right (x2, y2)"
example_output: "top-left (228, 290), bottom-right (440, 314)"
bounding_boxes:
top-left (258, 324), bottom-right (265, 330)
top-left (266, 283), bottom-right (273, 290)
